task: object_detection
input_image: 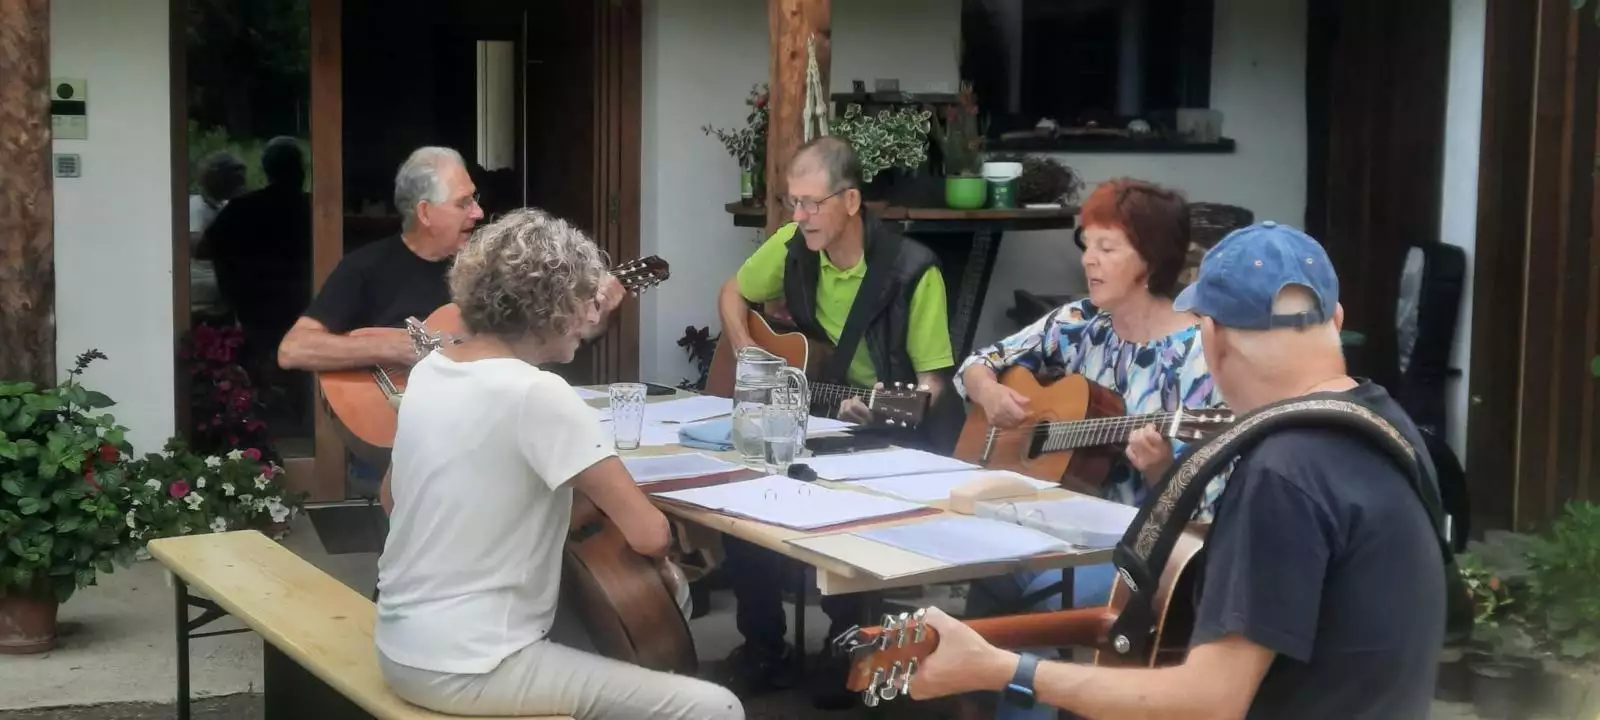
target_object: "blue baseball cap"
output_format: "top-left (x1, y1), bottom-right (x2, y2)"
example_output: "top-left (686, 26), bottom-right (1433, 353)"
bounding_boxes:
top-left (1172, 221), bottom-right (1339, 330)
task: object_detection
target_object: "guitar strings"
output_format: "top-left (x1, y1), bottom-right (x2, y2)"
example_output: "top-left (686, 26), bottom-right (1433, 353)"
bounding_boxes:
top-left (982, 411), bottom-right (1231, 441)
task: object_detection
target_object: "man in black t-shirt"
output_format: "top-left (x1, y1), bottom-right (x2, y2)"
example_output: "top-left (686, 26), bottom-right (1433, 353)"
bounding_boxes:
top-left (900, 222), bottom-right (1448, 719)
top-left (279, 145), bottom-right (626, 373)
top-left (279, 146), bottom-right (485, 372)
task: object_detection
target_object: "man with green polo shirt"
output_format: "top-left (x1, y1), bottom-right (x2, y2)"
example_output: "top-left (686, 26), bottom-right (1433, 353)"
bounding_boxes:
top-left (712, 135), bottom-right (955, 704)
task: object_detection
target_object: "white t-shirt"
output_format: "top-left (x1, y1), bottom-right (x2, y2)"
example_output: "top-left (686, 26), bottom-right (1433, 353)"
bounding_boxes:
top-left (374, 351), bottom-right (613, 674)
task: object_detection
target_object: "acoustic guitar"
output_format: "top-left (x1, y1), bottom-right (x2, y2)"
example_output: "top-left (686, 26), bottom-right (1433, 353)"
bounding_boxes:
top-left (318, 256), bottom-right (671, 466)
top-left (832, 526), bottom-right (1208, 708)
top-left (705, 307), bottom-right (933, 429)
top-left (953, 366), bottom-right (1233, 492)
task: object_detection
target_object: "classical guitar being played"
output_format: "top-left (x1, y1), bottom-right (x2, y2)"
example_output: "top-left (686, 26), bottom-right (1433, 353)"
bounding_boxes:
top-left (318, 256), bottom-right (671, 465)
top-left (953, 366), bottom-right (1233, 492)
top-left (704, 307), bottom-right (934, 430)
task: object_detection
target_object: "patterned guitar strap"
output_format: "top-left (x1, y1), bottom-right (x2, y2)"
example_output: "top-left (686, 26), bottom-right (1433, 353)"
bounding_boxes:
top-left (1102, 390), bottom-right (1473, 661)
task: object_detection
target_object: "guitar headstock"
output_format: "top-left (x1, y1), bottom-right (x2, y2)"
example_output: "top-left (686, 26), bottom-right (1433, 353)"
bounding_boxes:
top-left (830, 610), bottom-right (940, 707)
top-left (403, 317), bottom-right (455, 358)
top-left (862, 382), bottom-right (933, 429)
top-left (1168, 407), bottom-right (1235, 442)
top-left (613, 255), bottom-right (670, 295)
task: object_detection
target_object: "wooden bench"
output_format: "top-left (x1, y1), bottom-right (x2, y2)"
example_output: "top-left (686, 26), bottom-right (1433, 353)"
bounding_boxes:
top-left (147, 530), bottom-right (572, 720)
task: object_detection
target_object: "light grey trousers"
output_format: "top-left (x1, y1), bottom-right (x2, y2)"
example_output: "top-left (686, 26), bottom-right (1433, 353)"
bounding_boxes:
top-left (378, 601), bottom-right (743, 720)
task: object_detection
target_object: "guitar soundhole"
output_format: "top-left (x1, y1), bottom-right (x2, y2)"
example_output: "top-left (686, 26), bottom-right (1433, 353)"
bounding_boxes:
top-left (1025, 423), bottom-right (1050, 460)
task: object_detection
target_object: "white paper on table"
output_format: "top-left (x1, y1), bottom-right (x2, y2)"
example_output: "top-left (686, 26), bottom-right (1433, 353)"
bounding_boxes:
top-left (603, 420), bottom-right (680, 447)
top-left (653, 475), bottom-right (925, 530)
top-left (573, 386), bottom-right (608, 400)
top-left (974, 496), bottom-right (1140, 548)
top-left (844, 469), bottom-right (1055, 503)
top-left (803, 416), bottom-right (856, 435)
top-left (621, 453), bottom-right (742, 484)
top-left (800, 448), bottom-right (978, 480)
top-left (852, 516), bottom-right (1075, 565)
top-left (635, 395), bottom-right (732, 424)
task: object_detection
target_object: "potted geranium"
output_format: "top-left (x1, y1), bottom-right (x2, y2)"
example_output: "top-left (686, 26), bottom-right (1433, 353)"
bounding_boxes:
top-left (0, 350), bottom-right (137, 654)
top-left (124, 439), bottom-right (305, 552)
top-left (929, 82), bottom-right (989, 209)
top-left (702, 83), bottom-right (770, 206)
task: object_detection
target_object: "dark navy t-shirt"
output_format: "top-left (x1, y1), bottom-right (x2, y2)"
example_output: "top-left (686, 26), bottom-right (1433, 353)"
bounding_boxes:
top-left (1190, 381), bottom-right (1446, 719)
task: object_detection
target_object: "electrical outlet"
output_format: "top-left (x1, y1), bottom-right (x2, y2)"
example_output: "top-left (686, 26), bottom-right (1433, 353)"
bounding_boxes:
top-left (53, 154), bottom-right (81, 178)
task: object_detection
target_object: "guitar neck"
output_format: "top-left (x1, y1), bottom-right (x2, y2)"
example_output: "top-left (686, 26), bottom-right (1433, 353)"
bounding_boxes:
top-left (968, 606), bottom-right (1116, 651)
top-left (1036, 411), bottom-right (1182, 453)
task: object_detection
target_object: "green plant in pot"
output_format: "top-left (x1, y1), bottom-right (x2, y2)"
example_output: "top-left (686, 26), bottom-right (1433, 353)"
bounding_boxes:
top-left (930, 81), bottom-right (988, 209)
top-left (0, 350), bottom-right (137, 654)
top-left (829, 103), bottom-right (932, 202)
top-left (701, 82), bottom-right (770, 206)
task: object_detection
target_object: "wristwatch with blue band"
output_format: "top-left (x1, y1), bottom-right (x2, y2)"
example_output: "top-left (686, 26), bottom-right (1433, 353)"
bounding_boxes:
top-left (1003, 652), bottom-right (1040, 708)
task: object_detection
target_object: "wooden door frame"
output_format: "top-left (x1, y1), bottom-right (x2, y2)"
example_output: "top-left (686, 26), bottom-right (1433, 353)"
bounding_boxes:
top-left (308, 0), bottom-right (346, 502)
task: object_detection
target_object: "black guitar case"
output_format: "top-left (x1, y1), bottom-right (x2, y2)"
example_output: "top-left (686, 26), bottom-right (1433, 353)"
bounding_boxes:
top-left (1394, 242), bottom-right (1470, 552)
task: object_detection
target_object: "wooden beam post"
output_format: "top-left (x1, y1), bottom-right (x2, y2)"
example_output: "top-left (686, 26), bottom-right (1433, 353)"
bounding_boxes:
top-left (0, 0), bottom-right (55, 385)
top-left (765, 0), bottom-right (830, 236)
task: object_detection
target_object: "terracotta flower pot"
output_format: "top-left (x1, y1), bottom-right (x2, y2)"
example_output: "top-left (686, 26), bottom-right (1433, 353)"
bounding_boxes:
top-left (0, 588), bottom-right (60, 655)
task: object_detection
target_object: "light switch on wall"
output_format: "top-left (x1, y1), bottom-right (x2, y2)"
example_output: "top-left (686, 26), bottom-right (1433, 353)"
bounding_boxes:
top-left (54, 154), bottom-right (82, 178)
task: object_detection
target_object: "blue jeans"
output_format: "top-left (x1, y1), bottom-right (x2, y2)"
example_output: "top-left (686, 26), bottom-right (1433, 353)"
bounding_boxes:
top-left (964, 563), bottom-right (1118, 719)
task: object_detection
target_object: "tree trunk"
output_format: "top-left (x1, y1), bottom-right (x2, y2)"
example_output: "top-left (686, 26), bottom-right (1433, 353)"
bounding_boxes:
top-left (0, 0), bottom-right (55, 385)
top-left (764, 0), bottom-right (830, 236)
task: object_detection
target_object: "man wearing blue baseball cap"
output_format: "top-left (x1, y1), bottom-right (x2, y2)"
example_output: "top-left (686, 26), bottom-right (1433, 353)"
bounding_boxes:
top-left (900, 222), bottom-right (1449, 719)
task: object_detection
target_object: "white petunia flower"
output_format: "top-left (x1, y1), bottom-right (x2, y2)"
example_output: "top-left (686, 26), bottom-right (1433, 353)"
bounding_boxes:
top-left (238, 493), bottom-right (254, 504)
top-left (221, 482), bottom-right (236, 497)
top-left (254, 474), bottom-right (270, 490)
top-left (226, 449), bottom-right (244, 461)
top-left (209, 517), bottom-right (228, 533)
top-left (125, 510), bottom-right (137, 528)
top-left (145, 478), bottom-right (161, 491)
top-left (204, 456), bottom-right (222, 468)
top-left (183, 493), bottom-right (203, 510)
top-left (196, 476), bottom-right (207, 489)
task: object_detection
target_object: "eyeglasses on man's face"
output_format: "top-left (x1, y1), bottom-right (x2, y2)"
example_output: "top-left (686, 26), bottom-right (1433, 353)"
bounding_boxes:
top-left (783, 188), bottom-right (848, 215)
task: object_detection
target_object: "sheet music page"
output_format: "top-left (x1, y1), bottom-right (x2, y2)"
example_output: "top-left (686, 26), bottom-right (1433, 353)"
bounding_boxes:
top-left (621, 453), bottom-right (742, 484)
top-left (601, 420), bottom-right (680, 447)
top-left (800, 448), bottom-right (978, 480)
top-left (638, 395), bottom-right (733, 424)
top-left (654, 475), bottom-right (926, 530)
top-left (845, 469), bottom-right (1055, 503)
top-left (573, 386), bottom-right (608, 400)
top-left (853, 516), bottom-right (1075, 565)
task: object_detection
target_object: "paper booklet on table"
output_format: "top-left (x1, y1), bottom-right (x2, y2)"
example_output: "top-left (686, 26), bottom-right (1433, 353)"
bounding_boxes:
top-left (651, 475), bottom-right (926, 531)
top-left (799, 448), bottom-right (979, 481)
top-left (844, 469), bottom-right (1054, 503)
top-left (972, 495), bottom-right (1141, 548)
top-left (621, 453), bottom-right (742, 484)
top-left (784, 516), bottom-right (1084, 580)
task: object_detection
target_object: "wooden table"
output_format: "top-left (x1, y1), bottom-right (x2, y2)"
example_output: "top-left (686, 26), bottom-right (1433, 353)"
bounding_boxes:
top-left (725, 203), bottom-right (1079, 358)
top-left (587, 387), bottom-right (1113, 596)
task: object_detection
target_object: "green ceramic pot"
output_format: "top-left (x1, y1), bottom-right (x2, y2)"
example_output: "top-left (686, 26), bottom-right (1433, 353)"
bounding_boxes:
top-left (945, 176), bottom-right (988, 210)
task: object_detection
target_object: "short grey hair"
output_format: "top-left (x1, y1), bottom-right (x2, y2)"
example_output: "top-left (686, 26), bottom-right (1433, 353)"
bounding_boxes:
top-left (448, 208), bottom-right (609, 341)
top-left (790, 135), bottom-right (863, 193)
top-left (394, 146), bottom-right (466, 231)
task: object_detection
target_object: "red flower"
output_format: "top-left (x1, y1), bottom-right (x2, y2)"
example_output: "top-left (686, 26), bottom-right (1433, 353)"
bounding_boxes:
top-left (170, 480), bottom-right (191, 498)
top-left (82, 467), bottom-right (101, 493)
top-left (98, 443), bottom-right (118, 463)
top-left (243, 448), bottom-right (261, 461)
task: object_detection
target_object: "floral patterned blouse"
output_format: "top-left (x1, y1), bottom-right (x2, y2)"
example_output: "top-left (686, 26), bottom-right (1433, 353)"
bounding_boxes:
top-left (955, 298), bottom-right (1230, 521)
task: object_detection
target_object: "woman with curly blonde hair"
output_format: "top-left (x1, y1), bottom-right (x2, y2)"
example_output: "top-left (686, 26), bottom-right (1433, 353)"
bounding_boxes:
top-left (373, 209), bottom-right (743, 720)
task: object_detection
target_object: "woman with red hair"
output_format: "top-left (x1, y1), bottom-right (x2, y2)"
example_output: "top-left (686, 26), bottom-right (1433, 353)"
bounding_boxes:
top-left (952, 178), bottom-right (1229, 719)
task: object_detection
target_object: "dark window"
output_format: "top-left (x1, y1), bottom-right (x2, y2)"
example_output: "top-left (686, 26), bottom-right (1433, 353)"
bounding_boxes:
top-left (961, 0), bottom-right (1215, 137)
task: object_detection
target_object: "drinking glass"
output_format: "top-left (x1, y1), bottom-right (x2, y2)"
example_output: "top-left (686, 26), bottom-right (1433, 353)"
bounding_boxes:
top-left (609, 382), bottom-right (648, 451)
top-left (760, 394), bottom-right (805, 475)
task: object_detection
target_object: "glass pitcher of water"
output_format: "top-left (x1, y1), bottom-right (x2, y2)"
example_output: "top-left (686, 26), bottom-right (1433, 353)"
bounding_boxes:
top-left (730, 346), bottom-right (809, 465)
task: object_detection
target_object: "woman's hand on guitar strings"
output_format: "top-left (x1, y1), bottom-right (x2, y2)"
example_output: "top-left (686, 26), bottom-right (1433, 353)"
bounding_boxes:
top-left (1126, 424), bottom-right (1175, 481)
top-left (974, 382), bottom-right (1032, 428)
top-left (907, 607), bottom-right (1018, 701)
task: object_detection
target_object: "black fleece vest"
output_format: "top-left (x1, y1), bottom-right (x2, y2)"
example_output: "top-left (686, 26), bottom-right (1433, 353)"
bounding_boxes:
top-left (780, 213), bottom-right (940, 388)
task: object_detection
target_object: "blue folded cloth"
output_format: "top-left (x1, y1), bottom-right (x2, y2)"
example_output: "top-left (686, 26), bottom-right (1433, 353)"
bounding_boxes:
top-left (678, 417), bottom-right (733, 451)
